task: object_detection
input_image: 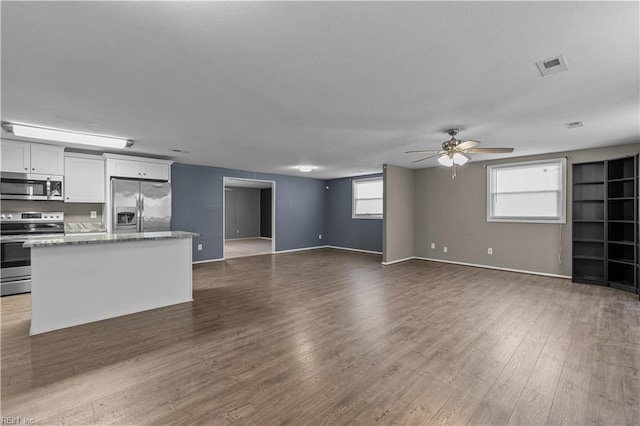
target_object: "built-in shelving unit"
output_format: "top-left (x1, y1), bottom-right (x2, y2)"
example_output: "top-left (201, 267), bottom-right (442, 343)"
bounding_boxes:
top-left (572, 155), bottom-right (638, 294)
top-left (606, 156), bottom-right (638, 293)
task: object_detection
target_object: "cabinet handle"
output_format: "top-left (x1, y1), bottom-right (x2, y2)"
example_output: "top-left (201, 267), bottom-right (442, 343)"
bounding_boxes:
top-left (32, 168), bottom-right (35, 171)
top-left (24, 167), bottom-right (28, 170)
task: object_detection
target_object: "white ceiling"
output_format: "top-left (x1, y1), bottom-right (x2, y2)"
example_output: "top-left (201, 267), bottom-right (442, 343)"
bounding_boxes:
top-left (1, 1), bottom-right (638, 179)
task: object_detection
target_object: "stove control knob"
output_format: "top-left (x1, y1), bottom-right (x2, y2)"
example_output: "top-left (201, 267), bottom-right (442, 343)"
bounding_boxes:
top-left (55, 214), bottom-right (60, 219)
top-left (6, 214), bottom-right (12, 219)
top-left (0, 214), bottom-right (4, 219)
top-left (43, 214), bottom-right (49, 219)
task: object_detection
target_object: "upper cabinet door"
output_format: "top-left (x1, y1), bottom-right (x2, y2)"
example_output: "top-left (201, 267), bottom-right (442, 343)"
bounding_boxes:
top-left (64, 156), bottom-right (105, 203)
top-left (30, 143), bottom-right (65, 175)
top-left (112, 159), bottom-right (143, 179)
top-left (142, 162), bottom-right (170, 181)
top-left (1, 140), bottom-right (31, 173)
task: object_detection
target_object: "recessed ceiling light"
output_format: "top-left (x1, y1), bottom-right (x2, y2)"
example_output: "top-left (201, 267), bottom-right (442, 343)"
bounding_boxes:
top-left (297, 165), bottom-right (314, 172)
top-left (2, 122), bottom-right (131, 149)
top-left (536, 54), bottom-right (569, 77)
top-left (564, 121), bottom-right (583, 129)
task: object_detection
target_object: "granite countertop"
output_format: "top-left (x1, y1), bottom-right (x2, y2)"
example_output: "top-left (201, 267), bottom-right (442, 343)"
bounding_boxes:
top-left (24, 231), bottom-right (199, 248)
top-left (65, 222), bottom-right (107, 234)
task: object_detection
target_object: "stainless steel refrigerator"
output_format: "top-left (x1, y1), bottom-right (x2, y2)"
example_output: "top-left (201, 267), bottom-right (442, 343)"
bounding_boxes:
top-left (112, 178), bottom-right (171, 233)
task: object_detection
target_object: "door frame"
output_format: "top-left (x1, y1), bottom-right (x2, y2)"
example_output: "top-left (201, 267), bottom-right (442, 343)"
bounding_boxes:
top-left (222, 177), bottom-right (276, 259)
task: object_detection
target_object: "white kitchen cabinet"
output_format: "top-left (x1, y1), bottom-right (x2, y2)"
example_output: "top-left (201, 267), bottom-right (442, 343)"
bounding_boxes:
top-left (0, 140), bottom-right (64, 175)
top-left (1, 140), bottom-right (31, 173)
top-left (64, 154), bottom-right (105, 203)
top-left (30, 144), bottom-right (65, 175)
top-left (104, 155), bottom-right (172, 181)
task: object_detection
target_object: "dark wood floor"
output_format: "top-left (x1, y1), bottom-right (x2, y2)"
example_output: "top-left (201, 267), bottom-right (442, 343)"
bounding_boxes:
top-left (1, 249), bottom-right (638, 425)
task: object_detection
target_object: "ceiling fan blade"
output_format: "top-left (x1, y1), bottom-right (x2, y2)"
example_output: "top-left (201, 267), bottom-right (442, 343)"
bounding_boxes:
top-left (411, 153), bottom-right (441, 164)
top-left (455, 140), bottom-right (480, 151)
top-left (467, 147), bottom-right (514, 153)
top-left (405, 149), bottom-right (442, 154)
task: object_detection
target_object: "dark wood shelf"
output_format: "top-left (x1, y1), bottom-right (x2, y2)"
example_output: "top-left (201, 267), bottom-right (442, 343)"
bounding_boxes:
top-left (609, 240), bottom-right (635, 246)
top-left (573, 220), bottom-right (605, 223)
top-left (608, 259), bottom-right (635, 266)
top-left (607, 177), bottom-right (635, 183)
top-left (607, 197), bottom-right (635, 201)
top-left (574, 255), bottom-right (604, 261)
top-left (574, 238), bottom-right (605, 243)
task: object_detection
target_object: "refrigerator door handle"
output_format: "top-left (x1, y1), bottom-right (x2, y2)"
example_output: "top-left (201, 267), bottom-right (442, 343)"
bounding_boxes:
top-left (140, 195), bottom-right (144, 232)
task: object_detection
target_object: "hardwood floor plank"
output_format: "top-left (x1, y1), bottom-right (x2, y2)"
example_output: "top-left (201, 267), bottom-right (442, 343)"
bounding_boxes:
top-left (1, 250), bottom-right (637, 425)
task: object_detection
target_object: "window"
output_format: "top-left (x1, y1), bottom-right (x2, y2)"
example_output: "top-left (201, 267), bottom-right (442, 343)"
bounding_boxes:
top-left (353, 177), bottom-right (383, 219)
top-left (487, 158), bottom-right (566, 223)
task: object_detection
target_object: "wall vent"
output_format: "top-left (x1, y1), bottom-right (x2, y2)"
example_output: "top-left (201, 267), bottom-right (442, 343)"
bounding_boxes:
top-left (536, 54), bottom-right (569, 76)
top-left (564, 121), bottom-right (583, 129)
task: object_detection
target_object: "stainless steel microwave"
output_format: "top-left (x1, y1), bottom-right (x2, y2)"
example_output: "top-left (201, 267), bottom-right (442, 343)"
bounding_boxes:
top-left (0, 172), bottom-right (64, 201)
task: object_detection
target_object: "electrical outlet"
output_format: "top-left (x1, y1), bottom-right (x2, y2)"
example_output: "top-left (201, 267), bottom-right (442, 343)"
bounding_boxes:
top-left (488, 248), bottom-right (493, 255)
top-left (319, 234), bottom-right (322, 239)
top-left (443, 246), bottom-right (448, 253)
top-left (431, 243), bottom-right (436, 249)
top-left (197, 244), bottom-right (203, 251)
top-left (90, 211), bottom-right (97, 219)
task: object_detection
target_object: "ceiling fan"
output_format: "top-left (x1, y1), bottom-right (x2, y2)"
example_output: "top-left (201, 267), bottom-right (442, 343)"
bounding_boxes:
top-left (405, 129), bottom-right (514, 177)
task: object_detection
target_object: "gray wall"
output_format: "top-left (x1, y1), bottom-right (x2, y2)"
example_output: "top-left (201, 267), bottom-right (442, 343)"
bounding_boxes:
top-left (171, 163), bottom-right (326, 262)
top-left (224, 187), bottom-right (260, 239)
top-left (383, 164), bottom-right (415, 263)
top-left (325, 173), bottom-right (383, 253)
top-left (413, 143), bottom-right (639, 276)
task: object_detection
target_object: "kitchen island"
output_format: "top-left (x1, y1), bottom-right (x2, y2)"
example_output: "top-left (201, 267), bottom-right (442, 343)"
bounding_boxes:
top-left (24, 231), bottom-right (198, 335)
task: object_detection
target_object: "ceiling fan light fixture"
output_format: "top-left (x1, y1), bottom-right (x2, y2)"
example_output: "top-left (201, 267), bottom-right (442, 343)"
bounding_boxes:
top-left (297, 165), bottom-right (314, 172)
top-left (452, 152), bottom-right (470, 165)
top-left (438, 154), bottom-right (454, 167)
top-left (4, 122), bottom-right (131, 149)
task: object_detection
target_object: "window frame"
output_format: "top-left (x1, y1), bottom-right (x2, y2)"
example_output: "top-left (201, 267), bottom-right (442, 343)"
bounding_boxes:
top-left (486, 158), bottom-right (567, 224)
top-left (352, 177), bottom-right (384, 220)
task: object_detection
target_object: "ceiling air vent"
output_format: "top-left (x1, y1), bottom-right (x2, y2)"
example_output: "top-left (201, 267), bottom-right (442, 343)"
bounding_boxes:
top-left (564, 121), bottom-right (583, 129)
top-left (536, 54), bottom-right (568, 77)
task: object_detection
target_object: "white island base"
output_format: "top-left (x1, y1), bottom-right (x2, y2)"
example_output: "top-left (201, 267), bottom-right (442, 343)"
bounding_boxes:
top-left (28, 233), bottom-right (194, 335)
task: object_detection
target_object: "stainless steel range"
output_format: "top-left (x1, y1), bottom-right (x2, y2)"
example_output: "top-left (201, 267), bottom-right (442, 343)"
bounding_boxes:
top-left (1, 211), bottom-right (64, 296)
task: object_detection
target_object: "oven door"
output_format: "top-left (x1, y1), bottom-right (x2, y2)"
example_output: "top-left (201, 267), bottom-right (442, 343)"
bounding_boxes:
top-left (1, 239), bottom-right (30, 281)
top-left (1, 172), bottom-right (64, 200)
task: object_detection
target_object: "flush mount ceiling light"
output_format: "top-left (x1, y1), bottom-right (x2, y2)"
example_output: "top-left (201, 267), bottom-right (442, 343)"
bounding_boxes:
top-left (297, 165), bottom-right (314, 172)
top-left (2, 122), bottom-right (131, 149)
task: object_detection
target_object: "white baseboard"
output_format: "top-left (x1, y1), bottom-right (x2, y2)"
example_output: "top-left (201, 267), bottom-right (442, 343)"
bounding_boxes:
top-left (413, 257), bottom-right (571, 279)
top-left (326, 245), bottom-right (382, 255)
top-left (192, 258), bottom-right (224, 264)
top-left (381, 256), bottom-right (415, 266)
top-left (258, 237), bottom-right (273, 241)
top-left (274, 245), bottom-right (327, 254)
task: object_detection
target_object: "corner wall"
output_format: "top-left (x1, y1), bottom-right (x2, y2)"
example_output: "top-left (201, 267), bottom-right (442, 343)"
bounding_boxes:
top-left (383, 164), bottom-right (415, 263)
top-left (413, 143), bottom-right (639, 276)
top-left (325, 173), bottom-right (383, 253)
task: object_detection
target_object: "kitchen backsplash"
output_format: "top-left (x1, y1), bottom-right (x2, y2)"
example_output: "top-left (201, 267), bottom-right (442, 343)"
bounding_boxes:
top-left (1, 200), bottom-right (103, 223)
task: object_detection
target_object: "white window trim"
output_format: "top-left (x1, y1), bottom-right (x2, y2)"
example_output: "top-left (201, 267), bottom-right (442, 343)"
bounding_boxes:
top-left (352, 177), bottom-right (383, 220)
top-left (486, 158), bottom-right (567, 224)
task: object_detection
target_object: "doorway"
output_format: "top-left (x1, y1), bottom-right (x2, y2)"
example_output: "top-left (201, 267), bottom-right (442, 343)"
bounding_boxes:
top-left (223, 177), bottom-right (275, 259)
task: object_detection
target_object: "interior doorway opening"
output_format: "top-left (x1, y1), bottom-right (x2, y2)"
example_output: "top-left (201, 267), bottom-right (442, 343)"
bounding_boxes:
top-left (223, 177), bottom-right (275, 259)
